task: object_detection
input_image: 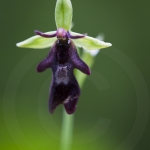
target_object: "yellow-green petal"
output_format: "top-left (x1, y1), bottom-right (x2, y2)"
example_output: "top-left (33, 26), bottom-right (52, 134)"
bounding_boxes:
top-left (71, 32), bottom-right (112, 50)
top-left (55, 0), bottom-right (73, 31)
top-left (16, 31), bottom-right (57, 49)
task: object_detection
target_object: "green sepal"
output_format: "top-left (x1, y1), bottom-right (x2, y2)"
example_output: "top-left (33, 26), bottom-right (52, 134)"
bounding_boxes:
top-left (16, 31), bottom-right (57, 49)
top-left (55, 0), bottom-right (73, 31)
top-left (71, 32), bottom-right (112, 50)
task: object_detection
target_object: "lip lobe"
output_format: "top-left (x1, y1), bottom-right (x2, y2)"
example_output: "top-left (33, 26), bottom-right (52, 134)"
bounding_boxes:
top-left (37, 39), bottom-right (91, 114)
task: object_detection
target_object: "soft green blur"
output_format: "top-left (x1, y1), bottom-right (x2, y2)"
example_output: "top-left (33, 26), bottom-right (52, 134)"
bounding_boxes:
top-left (1, 0), bottom-right (150, 150)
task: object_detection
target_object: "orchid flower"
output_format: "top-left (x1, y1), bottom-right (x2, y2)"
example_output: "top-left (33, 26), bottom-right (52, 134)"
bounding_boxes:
top-left (16, 0), bottom-right (112, 114)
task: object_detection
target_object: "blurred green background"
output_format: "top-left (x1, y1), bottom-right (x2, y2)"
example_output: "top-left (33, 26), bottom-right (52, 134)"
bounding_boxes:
top-left (1, 0), bottom-right (150, 149)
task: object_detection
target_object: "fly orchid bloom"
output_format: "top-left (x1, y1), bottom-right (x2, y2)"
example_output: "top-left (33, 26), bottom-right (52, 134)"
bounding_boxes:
top-left (16, 0), bottom-right (112, 114)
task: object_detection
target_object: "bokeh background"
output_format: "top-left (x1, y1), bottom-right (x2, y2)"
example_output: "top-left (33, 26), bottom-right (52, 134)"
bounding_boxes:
top-left (1, 0), bottom-right (150, 150)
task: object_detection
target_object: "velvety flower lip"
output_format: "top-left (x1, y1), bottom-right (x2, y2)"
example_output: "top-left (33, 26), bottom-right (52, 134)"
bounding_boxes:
top-left (36, 31), bottom-right (90, 114)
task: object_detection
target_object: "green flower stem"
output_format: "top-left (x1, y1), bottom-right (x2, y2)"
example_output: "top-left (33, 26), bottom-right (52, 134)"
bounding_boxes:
top-left (60, 111), bottom-right (74, 150)
top-left (60, 49), bottom-right (96, 150)
top-left (59, 82), bottom-right (83, 150)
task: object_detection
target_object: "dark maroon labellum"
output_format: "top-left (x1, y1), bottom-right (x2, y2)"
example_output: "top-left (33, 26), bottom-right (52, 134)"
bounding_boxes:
top-left (36, 29), bottom-right (91, 114)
